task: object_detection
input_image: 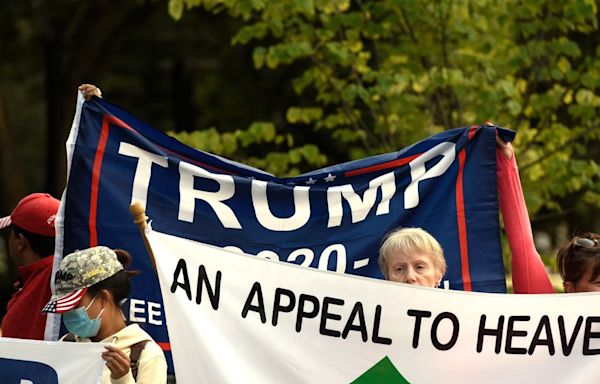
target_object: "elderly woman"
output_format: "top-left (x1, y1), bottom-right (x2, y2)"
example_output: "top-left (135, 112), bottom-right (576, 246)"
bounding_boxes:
top-left (556, 233), bottom-right (600, 293)
top-left (378, 135), bottom-right (554, 292)
top-left (378, 227), bottom-right (447, 288)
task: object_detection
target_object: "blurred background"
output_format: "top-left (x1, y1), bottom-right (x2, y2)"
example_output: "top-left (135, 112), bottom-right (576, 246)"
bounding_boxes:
top-left (1, 0), bottom-right (599, 311)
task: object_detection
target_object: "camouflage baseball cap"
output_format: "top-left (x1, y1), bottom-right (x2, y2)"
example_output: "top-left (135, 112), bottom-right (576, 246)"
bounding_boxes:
top-left (43, 246), bottom-right (123, 313)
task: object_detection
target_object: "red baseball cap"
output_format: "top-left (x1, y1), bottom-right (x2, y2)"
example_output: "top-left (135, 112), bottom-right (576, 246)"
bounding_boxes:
top-left (0, 193), bottom-right (60, 237)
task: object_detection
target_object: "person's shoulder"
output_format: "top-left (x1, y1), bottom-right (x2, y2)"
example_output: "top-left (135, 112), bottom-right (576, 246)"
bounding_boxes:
top-left (40, 256), bottom-right (54, 275)
top-left (123, 324), bottom-right (164, 356)
top-left (123, 323), bottom-right (152, 340)
top-left (141, 339), bottom-right (166, 359)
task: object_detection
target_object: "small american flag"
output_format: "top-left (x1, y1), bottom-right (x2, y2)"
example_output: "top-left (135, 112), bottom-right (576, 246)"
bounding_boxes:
top-left (43, 288), bottom-right (87, 313)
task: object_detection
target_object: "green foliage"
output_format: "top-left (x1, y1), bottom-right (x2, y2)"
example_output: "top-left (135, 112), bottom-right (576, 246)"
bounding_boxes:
top-left (168, 123), bottom-right (327, 176)
top-left (169, 0), bottom-right (600, 217)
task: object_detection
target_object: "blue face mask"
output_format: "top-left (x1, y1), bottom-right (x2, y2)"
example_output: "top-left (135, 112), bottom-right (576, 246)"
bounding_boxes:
top-left (62, 295), bottom-right (105, 338)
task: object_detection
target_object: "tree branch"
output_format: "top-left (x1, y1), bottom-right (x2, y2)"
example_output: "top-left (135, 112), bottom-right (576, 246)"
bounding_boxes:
top-left (519, 129), bottom-right (593, 171)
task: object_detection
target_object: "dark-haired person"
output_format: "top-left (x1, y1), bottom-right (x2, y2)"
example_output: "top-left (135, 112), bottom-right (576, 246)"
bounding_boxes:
top-left (556, 234), bottom-right (600, 293)
top-left (0, 193), bottom-right (60, 339)
top-left (43, 246), bottom-right (167, 384)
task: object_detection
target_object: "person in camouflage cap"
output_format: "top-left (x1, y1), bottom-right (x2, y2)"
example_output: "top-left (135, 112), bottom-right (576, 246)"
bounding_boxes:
top-left (43, 244), bottom-right (167, 383)
top-left (43, 246), bottom-right (123, 313)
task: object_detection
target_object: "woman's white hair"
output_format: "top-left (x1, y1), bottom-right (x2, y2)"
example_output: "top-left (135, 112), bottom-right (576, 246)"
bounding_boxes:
top-left (378, 227), bottom-right (446, 279)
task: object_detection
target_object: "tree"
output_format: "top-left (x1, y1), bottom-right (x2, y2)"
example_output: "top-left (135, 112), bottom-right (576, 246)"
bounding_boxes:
top-left (0, 0), bottom-right (160, 207)
top-left (167, 0), bottom-right (600, 223)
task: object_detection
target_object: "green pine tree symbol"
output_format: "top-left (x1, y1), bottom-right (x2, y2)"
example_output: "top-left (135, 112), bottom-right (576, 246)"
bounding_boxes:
top-left (351, 356), bottom-right (411, 384)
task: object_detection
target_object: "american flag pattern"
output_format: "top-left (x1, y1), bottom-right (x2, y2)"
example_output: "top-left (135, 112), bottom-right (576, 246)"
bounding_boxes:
top-left (42, 287), bottom-right (87, 313)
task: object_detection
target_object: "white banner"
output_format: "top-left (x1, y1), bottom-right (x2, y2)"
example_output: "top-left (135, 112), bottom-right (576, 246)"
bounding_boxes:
top-left (146, 228), bottom-right (600, 384)
top-left (0, 338), bottom-right (106, 383)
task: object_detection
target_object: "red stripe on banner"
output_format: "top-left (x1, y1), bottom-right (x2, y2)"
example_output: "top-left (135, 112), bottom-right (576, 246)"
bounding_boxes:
top-left (157, 342), bottom-right (171, 351)
top-left (468, 126), bottom-right (479, 140)
top-left (455, 148), bottom-right (472, 291)
top-left (345, 153), bottom-right (421, 177)
top-left (88, 113), bottom-right (236, 246)
top-left (106, 114), bottom-right (234, 175)
top-left (89, 115), bottom-right (112, 246)
top-left (456, 124), bottom-right (479, 289)
top-left (161, 146), bottom-right (235, 175)
top-left (104, 114), bottom-right (136, 133)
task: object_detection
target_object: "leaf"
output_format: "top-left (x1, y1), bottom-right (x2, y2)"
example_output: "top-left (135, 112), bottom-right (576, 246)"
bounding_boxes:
top-left (294, 0), bottom-right (315, 16)
top-left (575, 89), bottom-right (595, 105)
top-left (286, 107), bottom-right (323, 124)
top-left (233, 23), bottom-right (269, 45)
top-left (557, 56), bottom-right (571, 74)
top-left (168, 0), bottom-right (184, 21)
top-left (253, 46), bottom-right (267, 69)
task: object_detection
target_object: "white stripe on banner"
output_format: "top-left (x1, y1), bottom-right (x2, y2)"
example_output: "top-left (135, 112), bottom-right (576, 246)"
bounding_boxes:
top-left (47, 91), bottom-right (86, 341)
top-left (0, 338), bottom-right (105, 384)
top-left (56, 288), bottom-right (86, 311)
top-left (0, 215), bottom-right (12, 229)
top-left (146, 227), bottom-right (600, 384)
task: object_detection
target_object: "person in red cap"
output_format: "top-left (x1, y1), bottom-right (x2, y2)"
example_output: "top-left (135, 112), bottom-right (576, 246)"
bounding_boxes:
top-left (0, 193), bottom-right (61, 339)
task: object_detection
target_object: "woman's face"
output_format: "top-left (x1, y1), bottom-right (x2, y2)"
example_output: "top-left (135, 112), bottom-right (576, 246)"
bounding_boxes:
top-left (565, 263), bottom-right (600, 293)
top-left (77, 293), bottom-right (104, 318)
top-left (385, 251), bottom-right (442, 288)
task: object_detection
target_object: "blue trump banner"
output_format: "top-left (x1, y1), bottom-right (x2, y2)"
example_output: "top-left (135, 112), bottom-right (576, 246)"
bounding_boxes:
top-left (53, 93), bottom-right (512, 370)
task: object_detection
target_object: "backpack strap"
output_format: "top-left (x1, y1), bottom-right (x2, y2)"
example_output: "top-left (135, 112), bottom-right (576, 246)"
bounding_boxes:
top-left (129, 340), bottom-right (149, 381)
